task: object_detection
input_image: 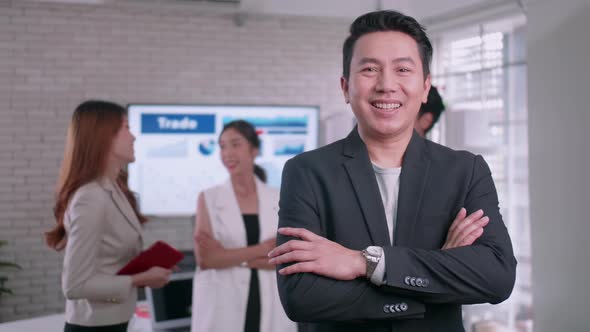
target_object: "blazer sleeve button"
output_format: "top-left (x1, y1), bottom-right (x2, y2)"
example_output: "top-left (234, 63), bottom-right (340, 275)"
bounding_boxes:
top-left (404, 276), bottom-right (411, 285)
top-left (416, 278), bottom-right (423, 287)
top-left (400, 302), bottom-right (408, 312)
top-left (383, 304), bottom-right (391, 313)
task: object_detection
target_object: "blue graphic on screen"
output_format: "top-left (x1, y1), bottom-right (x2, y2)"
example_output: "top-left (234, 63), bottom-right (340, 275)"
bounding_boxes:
top-left (142, 114), bottom-right (215, 134)
top-left (147, 140), bottom-right (188, 158)
top-left (223, 116), bottom-right (308, 134)
top-left (275, 144), bottom-right (304, 155)
top-left (267, 130), bottom-right (307, 134)
top-left (198, 139), bottom-right (216, 156)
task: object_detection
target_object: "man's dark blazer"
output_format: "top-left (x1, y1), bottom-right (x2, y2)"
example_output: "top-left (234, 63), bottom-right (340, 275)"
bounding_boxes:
top-left (276, 128), bottom-right (517, 332)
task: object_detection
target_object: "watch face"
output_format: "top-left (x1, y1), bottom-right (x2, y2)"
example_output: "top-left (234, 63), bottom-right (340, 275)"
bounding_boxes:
top-left (367, 246), bottom-right (381, 256)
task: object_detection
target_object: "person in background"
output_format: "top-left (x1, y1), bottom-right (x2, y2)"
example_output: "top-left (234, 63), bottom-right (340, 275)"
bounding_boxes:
top-left (191, 120), bottom-right (295, 332)
top-left (45, 100), bottom-right (172, 332)
top-left (415, 85), bottom-right (445, 137)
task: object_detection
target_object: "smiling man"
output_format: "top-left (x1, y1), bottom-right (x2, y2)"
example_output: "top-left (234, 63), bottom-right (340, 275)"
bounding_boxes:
top-left (270, 10), bottom-right (517, 332)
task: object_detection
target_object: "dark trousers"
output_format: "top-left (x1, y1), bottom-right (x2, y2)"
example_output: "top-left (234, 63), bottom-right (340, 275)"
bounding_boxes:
top-left (64, 322), bottom-right (128, 332)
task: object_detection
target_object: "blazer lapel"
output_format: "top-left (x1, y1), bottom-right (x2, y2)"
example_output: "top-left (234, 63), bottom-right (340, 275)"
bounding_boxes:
top-left (342, 128), bottom-right (391, 247)
top-left (255, 178), bottom-right (278, 240)
top-left (394, 131), bottom-right (430, 246)
top-left (212, 180), bottom-right (247, 247)
top-left (100, 179), bottom-right (143, 236)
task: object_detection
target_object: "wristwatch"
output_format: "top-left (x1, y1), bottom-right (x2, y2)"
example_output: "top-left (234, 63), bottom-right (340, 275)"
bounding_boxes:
top-left (361, 246), bottom-right (383, 279)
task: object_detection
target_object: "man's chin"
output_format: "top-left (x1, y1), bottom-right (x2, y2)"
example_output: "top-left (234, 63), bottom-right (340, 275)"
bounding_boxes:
top-left (361, 123), bottom-right (412, 139)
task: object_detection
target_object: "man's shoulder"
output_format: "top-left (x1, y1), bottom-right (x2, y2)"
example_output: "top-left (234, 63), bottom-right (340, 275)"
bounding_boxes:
top-left (424, 139), bottom-right (477, 165)
top-left (288, 139), bottom-right (344, 168)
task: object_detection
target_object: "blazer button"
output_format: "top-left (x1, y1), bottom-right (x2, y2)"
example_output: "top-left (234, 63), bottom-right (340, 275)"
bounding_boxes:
top-left (410, 277), bottom-right (416, 286)
top-left (383, 304), bottom-right (391, 313)
top-left (400, 302), bottom-right (408, 312)
top-left (394, 303), bottom-right (401, 312)
top-left (423, 278), bottom-right (430, 287)
top-left (404, 276), bottom-right (411, 285)
top-left (416, 278), bottom-right (423, 287)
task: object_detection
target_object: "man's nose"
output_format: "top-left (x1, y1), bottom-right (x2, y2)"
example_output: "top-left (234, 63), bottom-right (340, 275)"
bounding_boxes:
top-left (376, 70), bottom-right (399, 92)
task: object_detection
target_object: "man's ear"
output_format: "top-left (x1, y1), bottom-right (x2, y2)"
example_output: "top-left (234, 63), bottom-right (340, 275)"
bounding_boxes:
top-left (422, 75), bottom-right (432, 103)
top-left (340, 76), bottom-right (350, 104)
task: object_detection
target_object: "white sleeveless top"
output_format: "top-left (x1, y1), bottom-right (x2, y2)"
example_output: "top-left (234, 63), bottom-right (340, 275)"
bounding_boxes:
top-left (191, 178), bottom-right (296, 332)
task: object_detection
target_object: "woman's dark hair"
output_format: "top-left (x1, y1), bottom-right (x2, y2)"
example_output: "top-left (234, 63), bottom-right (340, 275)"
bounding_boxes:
top-left (342, 10), bottom-right (433, 80)
top-left (220, 120), bottom-right (267, 183)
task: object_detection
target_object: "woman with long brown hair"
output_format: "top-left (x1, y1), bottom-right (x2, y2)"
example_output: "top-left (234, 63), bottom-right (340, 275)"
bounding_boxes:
top-left (46, 100), bottom-right (171, 332)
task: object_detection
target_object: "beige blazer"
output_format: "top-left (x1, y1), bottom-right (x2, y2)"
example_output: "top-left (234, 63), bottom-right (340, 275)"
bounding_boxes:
top-left (191, 178), bottom-right (296, 332)
top-left (62, 178), bottom-right (143, 326)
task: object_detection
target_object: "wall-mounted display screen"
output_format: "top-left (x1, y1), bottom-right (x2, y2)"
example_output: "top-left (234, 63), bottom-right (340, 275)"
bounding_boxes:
top-left (127, 104), bottom-right (319, 216)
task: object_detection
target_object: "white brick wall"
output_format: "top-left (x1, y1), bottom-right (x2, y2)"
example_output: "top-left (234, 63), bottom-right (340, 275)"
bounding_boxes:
top-left (0, 0), bottom-right (352, 323)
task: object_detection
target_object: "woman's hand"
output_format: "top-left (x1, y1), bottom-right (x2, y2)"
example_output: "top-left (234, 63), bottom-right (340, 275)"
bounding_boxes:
top-left (132, 266), bottom-right (172, 289)
top-left (247, 257), bottom-right (275, 270)
top-left (195, 232), bottom-right (224, 250)
top-left (256, 237), bottom-right (277, 257)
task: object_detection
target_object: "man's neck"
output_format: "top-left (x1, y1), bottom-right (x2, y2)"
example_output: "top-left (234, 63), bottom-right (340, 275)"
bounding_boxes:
top-left (359, 127), bottom-right (413, 168)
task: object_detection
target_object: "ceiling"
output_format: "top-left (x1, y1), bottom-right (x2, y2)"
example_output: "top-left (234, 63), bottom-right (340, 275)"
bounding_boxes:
top-left (239, 0), bottom-right (507, 20)
top-left (31, 0), bottom-right (529, 19)
top-left (27, 0), bottom-right (529, 29)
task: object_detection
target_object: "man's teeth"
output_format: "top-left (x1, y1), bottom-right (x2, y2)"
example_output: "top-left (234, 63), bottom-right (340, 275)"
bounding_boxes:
top-left (373, 103), bottom-right (401, 110)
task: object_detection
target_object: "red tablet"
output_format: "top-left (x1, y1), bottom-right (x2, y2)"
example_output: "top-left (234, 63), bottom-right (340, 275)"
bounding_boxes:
top-left (117, 241), bottom-right (184, 275)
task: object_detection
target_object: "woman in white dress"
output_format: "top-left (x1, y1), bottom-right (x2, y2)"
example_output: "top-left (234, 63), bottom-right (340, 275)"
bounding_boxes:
top-left (191, 120), bottom-right (296, 332)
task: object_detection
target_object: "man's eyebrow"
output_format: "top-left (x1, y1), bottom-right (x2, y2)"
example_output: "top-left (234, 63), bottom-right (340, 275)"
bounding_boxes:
top-left (392, 57), bottom-right (416, 65)
top-left (357, 57), bottom-right (416, 65)
top-left (357, 57), bottom-right (381, 66)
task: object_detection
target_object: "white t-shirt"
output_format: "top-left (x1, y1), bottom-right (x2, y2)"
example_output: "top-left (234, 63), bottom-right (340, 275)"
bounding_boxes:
top-left (370, 162), bottom-right (402, 285)
top-left (372, 163), bottom-right (402, 244)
